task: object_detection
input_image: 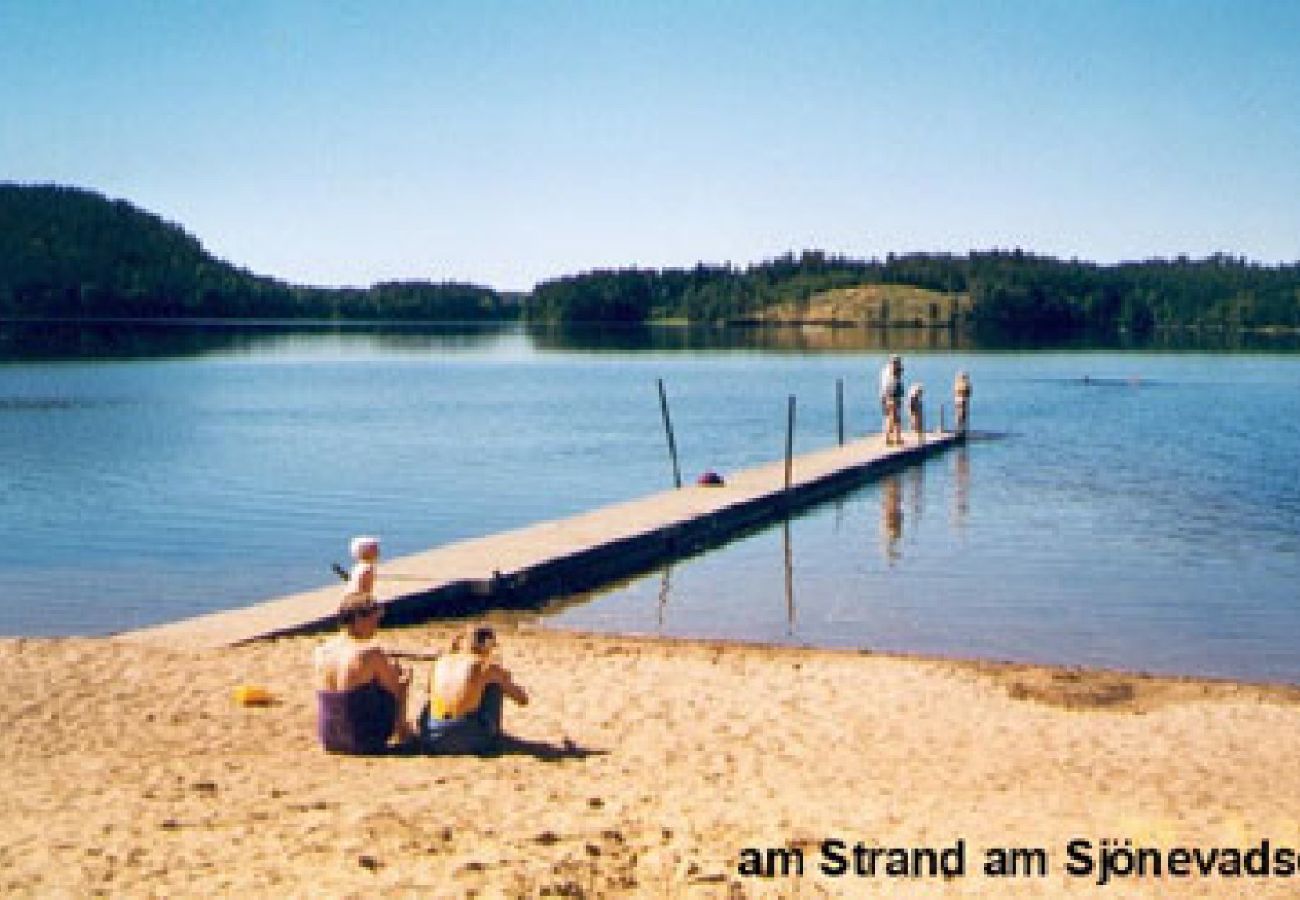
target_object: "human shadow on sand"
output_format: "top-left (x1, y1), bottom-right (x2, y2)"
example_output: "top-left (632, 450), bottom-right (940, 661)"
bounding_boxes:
top-left (389, 735), bottom-right (607, 762)
top-left (494, 735), bottom-right (608, 762)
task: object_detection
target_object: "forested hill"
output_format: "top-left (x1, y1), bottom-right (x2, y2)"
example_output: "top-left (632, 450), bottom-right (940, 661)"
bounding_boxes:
top-left (530, 251), bottom-right (1300, 337)
top-left (6, 184), bottom-right (1298, 335)
top-left (0, 184), bottom-right (513, 320)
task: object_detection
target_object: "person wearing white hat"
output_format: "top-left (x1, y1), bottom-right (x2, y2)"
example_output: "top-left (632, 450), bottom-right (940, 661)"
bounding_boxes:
top-left (348, 535), bottom-right (380, 600)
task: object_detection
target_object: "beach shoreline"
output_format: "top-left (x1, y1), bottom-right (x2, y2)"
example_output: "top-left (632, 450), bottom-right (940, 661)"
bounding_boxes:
top-left (2, 621), bottom-right (1297, 896)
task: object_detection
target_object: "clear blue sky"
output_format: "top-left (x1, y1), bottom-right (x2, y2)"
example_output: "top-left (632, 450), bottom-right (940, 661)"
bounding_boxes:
top-left (3, 0), bottom-right (1298, 290)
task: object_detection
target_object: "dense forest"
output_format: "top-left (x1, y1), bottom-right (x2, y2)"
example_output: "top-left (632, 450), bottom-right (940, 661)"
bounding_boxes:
top-left (0, 184), bottom-right (514, 320)
top-left (4, 184), bottom-right (1298, 336)
top-left (530, 251), bottom-right (1300, 337)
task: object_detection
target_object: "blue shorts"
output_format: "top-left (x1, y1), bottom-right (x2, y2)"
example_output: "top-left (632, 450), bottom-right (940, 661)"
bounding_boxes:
top-left (419, 684), bottom-right (503, 755)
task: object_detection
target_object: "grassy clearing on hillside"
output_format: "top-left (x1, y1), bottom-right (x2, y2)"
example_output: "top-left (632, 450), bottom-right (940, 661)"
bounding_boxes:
top-left (736, 284), bottom-right (971, 327)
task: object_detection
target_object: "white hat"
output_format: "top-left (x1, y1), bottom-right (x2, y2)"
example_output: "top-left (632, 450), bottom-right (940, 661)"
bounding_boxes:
top-left (350, 535), bottom-right (380, 560)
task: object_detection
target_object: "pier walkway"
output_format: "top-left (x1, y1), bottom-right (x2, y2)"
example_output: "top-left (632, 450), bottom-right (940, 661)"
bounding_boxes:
top-left (123, 430), bottom-right (964, 649)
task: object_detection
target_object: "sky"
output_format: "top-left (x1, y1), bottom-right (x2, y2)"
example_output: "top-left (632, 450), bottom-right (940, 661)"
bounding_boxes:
top-left (2, 0), bottom-right (1298, 290)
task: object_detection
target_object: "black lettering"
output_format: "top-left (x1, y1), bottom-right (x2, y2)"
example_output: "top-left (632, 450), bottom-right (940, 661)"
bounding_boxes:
top-left (771, 847), bottom-right (804, 877)
top-left (738, 846), bottom-right (804, 878)
top-left (1167, 848), bottom-right (1191, 876)
top-left (985, 847), bottom-right (1047, 877)
top-left (1192, 848), bottom-right (1218, 876)
top-left (1274, 847), bottom-right (1295, 877)
top-left (859, 845), bottom-right (886, 876)
top-left (1244, 841), bottom-right (1268, 876)
top-left (1136, 847), bottom-right (1162, 877)
top-left (940, 840), bottom-right (966, 878)
top-left (820, 839), bottom-right (847, 877)
top-left (1218, 848), bottom-right (1242, 877)
top-left (1013, 847), bottom-right (1049, 877)
top-left (1065, 840), bottom-right (1094, 878)
top-left (885, 848), bottom-right (909, 876)
top-left (913, 847), bottom-right (938, 877)
top-left (1106, 841), bottom-right (1134, 878)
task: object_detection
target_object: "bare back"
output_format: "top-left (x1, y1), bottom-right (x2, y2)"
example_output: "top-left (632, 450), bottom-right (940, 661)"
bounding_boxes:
top-left (431, 652), bottom-right (527, 718)
top-left (314, 636), bottom-right (394, 693)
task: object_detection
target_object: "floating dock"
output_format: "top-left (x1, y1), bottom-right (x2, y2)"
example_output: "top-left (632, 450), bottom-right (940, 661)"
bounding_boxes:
top-left (123, 431), bottom-right (964, 648)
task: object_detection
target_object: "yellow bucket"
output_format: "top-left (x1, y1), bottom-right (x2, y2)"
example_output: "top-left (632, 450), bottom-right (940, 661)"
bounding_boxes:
top-left (233, 684), bottom-right (275, 707)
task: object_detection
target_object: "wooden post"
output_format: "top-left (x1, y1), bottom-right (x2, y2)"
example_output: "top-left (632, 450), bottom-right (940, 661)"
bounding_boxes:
top-left (939, 403), bottom-right (946, 434)
top-left (656, 379), bottom-right (682, 489)
top-left (785, 395), bottom-right (796, 491)
top-left (836, 378), bottom-right (844, 446)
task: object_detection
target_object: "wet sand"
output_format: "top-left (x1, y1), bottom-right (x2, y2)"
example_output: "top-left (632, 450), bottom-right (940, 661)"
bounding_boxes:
top-left (1, 623), bottom-right (1297, 897)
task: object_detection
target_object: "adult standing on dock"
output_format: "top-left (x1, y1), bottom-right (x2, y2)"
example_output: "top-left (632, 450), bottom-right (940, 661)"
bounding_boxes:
top-left (954, 371), bottom-right (972, 433)
top-left (879, 355), bottom-right (905, 446)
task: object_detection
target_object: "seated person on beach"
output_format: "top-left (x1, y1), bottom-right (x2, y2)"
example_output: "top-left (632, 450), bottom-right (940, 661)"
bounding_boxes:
top-left (313, 592), bottom-right (414, 754)
top-left (420, 626), bottom-right (528, 755)
top-left (348, 535), bottom-right (380, 600)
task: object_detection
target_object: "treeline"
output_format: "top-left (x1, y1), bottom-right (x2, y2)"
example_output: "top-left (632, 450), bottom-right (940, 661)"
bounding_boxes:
top-left (529, 253), bottom-right (881, 324)
top-left (0, 184), bottom-right (514, 320)
top-left (7, 184), bottom-right (1299, 335)
top-left (530, 250), bottom-right (1300, 336)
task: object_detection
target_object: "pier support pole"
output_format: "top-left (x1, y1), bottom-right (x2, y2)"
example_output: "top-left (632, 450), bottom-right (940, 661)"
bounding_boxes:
top-left (836, 378), bottom-right (844, 446)
top-left (785, 395), bottom-right (796, 491)
top-left (657, 378), bottom-right (682, 489)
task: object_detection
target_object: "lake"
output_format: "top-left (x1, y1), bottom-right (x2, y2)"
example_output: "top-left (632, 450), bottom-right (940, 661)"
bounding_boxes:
top-left (2, 320), bottom-right (1298, 683)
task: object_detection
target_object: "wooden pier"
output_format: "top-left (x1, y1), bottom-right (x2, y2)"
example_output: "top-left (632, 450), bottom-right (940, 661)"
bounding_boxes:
top-left (123, 430), bottom-right (964, 649)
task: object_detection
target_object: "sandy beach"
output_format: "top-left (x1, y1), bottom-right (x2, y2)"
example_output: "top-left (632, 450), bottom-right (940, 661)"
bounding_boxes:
top-left (1, 621), bottom-right (1297, 898)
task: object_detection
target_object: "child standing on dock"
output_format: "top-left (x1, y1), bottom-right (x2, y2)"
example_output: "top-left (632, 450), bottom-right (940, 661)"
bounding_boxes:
top-left (907, 383), bottom-right (924, 443)
top-left (348, 536), bottom-right (380, 600)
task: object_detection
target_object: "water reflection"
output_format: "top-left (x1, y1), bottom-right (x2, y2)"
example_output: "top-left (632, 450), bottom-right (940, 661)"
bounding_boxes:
top-left (0, 319), bottom-right (515, 361)
top-left (656, 565), bottom-right (672, 629)
top-left (908, 466), bottom-right (924, 530)
top-left (527, 321), bottom-right (975, 354)
top-left (783, 518), bottom-right (795, 635)
top-left (880, 476), bottom-right (904, 564)
top-left (5, 318), bottom-right (1298, 363)
top-left (643, 519), bottom-right (799, 635)
top-left (528, 321), bottom-right (1300, 355)
top-left (952, 447), bottom-right (970, 530)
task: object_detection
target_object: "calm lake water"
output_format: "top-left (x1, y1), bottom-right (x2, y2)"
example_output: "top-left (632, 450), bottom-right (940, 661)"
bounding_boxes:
top-left (2, 320), bottom-right (1298, 683)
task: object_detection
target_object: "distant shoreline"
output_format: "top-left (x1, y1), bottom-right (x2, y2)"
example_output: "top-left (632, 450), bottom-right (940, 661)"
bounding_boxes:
top-left (4, 315), bottom-right (1300, 336)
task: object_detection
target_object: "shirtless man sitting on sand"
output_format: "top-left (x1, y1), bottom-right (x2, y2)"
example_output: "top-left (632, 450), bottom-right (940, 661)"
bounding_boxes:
top-left (421, 625), bottom-right (528, 755)
top-left (313, 593), bottom-right (415, 753)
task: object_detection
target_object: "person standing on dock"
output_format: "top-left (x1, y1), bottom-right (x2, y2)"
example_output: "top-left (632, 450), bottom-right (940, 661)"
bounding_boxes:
top-left (348, 536), bottom-right (380, 600)
top-left (879, 355), bottom-right (905, 446)
top-left (907, 382), bottom-right (925, 443)
top-left (954, 371), bottom-right (972, 433)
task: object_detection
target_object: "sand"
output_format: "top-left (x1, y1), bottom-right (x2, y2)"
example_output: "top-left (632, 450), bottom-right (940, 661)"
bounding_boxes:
top-left (0, 622), bottom-right (1297, 898)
